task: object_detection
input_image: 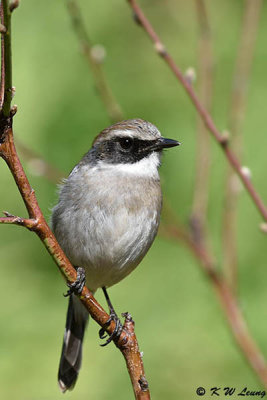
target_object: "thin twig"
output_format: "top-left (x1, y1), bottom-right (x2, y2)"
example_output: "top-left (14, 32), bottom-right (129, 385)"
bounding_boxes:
top-left (0, 7), bottom-right (5, 108)
top-left (160, 221), bottom-right (267, 387)
top-left (127, 0), bottom-right (267, 224)
top-left (190, 0), bottom-right (213, 245)
top-left (9, 0), bottom-right (127, 185)
top-left (223, 0), bottom-right (263, 291)
top-left (0, 0), bottom-right (11, 117)
top-left (0, 2), bottom-right (149, 398)
top-left (66, 0), bottom-right (123, 123)
top-left (0, 127), bottom-right (149, 400)
top-left (128, 0), bottom-right (267, 387)
top-left (0, 213), bottom-right (38, 229)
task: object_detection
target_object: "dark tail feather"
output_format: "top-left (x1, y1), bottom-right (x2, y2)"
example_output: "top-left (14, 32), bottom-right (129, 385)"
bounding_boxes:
top-left (58, 294), bottom-right (89, 392)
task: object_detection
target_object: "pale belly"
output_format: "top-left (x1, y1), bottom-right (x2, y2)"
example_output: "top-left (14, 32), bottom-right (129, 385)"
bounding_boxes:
top-left (64, 206), bottom-right (159, 291)
top-left (52, 168), bottom-right (162, 292)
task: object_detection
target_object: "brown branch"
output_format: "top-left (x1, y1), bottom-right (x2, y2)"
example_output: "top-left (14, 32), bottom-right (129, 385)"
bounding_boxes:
top-left (190, 0), bottom-right (213, 244)
top-left (0, 6), bottom-right (5, 108)
top-left (1, 127), bottom-right (149, 393)
top-left (0, 0), bottom-right (11, 116)
top-left (9, 0), bottom-right (127, 186)
top-left (0, 130), bottom-right (150, 400)
top-left (127, 0), bottom-right (267, 387)
top-left (0, 212), bottom-right (38, 229)
top-left (127, 0), bottom-right (267, 224)
top-left (66, 0), bottom-right (124, 123)
top-left (0, 3), bottom-right (149, 399)
top-left (160, 221), bottom-right (267, 387)
top-left (223, 0), bottom-right (263, 291)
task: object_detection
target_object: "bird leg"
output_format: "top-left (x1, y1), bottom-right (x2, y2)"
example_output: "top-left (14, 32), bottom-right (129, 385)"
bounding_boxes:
top-left (99, 286), bottom-right (123, 346)
top-left (63, 267), bottom-right (86, 297)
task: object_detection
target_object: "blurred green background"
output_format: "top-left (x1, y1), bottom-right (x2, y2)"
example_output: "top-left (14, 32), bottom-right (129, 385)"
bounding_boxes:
top-left (1, 0), bottom-right (267, 398)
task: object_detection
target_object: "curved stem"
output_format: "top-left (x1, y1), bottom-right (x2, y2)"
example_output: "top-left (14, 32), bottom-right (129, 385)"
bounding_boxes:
top-left (223, 0), bottom-right (263, 291)
top-left (0, 2), bottom-right (150, 398)
top-left (160, 222), bottom-right (267, 387)
top-left (127, 0), bottom-right (267, 223)
top-left (190, 0), bottom-right (213, 244)
top-left (66, 0), bottom-right (124, 123)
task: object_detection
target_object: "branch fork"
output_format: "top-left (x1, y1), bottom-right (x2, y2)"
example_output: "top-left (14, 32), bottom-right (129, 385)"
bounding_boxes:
top-left (0, 1), bottom-right (150, 398)
top-left (0, 212), bottom-right (38, 229)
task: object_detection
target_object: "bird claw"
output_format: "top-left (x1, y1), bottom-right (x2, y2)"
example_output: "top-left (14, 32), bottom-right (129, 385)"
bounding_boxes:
top-left (63, 267), bottom-right (86, 297)
top-left (99, 311), bottom-right (123, 346)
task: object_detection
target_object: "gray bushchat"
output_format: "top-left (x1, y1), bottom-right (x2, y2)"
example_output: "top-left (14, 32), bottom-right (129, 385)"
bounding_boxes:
top-left (51, 118), bottom-right (180, 392)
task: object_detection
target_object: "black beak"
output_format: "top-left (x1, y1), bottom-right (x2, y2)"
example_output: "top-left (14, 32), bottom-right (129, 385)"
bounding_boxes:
top-left (158, 137), bottom-right (181, 149)
top-left (149, 137), bottom-right (181, 151)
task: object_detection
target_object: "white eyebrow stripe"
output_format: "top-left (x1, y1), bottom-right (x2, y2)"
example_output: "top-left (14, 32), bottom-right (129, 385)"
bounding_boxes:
top-left (112, 129), bottom-right (158, 141)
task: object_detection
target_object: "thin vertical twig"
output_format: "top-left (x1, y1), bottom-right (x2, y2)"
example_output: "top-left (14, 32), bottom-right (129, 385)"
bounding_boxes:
top-left (0, 0), bottom-right (12, 118)
top-left (0, 2), bottom-right (150, 398)
top-left (223, 0), bottom-right (263, 291)
top-left (190, 0), bottom-right (213, 245)
top-left (66, 0), bottom-right (124, 123)
top-left (0, 5), bottom-right (4, 109)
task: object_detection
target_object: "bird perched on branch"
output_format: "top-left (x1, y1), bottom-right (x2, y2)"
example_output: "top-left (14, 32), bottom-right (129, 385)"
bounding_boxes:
top-left (51, 119), bottom-right (180, 392)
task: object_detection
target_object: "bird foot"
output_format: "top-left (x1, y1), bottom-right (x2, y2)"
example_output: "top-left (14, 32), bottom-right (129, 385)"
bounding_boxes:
top-left (99, 310), bottom-right (123, 346)
top-left (63, 267), bottom-right (86, 297)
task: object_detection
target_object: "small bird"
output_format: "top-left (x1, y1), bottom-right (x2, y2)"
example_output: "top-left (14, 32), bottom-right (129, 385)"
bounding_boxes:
top-left (51, 119), bottom-right (180, 392)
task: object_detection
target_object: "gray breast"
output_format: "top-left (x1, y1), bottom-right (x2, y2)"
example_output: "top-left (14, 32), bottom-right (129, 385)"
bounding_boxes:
top-left (51, 165), bottom-right (162, 291)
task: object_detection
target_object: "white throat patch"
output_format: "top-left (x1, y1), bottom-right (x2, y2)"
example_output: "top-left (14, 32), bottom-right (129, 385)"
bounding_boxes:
top-left (98, 152), bottom-right (160, 179)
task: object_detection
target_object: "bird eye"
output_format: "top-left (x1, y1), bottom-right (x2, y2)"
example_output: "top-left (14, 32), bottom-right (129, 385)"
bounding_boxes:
top-left (118, 137), bottom-right (133, 150)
